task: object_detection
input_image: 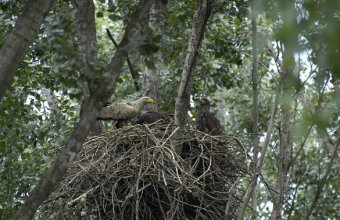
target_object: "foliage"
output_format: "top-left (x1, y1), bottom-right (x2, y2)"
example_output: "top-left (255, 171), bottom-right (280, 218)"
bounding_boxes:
top-left (0, 0), bottom-right (339, 219)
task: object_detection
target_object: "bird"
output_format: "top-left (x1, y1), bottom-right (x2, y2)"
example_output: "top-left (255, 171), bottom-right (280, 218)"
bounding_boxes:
top-left (97, 96), bottom-right (154, 128)
top-left (196, 98), bottom-right (223, 135)
top-left (137, 111), bottom-right (174, 124)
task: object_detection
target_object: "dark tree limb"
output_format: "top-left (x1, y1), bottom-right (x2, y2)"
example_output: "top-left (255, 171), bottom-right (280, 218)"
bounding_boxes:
top-left (14, 1), bottom-right (154, 219)
top-left (0, 0), bottom-right (55, 102)
top-left (106, 28), bottom-right (140, 91)
top-left (174, 0), bottom-right (211, 154)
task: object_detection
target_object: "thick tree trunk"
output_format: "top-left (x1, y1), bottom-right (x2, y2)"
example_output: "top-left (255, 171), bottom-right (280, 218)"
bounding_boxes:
top-left (14, 1), bottom-right (154, 219)
top-left (174, 0), bottom-right (211, 154)
top-left (142, 0), bottom-right (167, 111)
top-left (73, 0), bottom-right (102, 135)
top-left (0, 0), bottom-right (55, 102)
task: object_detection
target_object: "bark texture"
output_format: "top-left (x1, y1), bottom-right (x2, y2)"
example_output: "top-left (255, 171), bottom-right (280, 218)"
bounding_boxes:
top-left (14, 1), bottom-right (154, 219)
top-left (0, 0), bottom-right (55, 102)
top-left (142, 0), bottom-right (168, 111)
top-left (174, 0), bottom-right (211, 154)
top-left (73, 0), bottom-right (102, 135)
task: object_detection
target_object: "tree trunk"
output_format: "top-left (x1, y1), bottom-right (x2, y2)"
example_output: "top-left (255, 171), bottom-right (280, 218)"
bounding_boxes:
top-left (73, 0), bottom-right (102, 135)
top-left (174, 0), bottom-right (211, 154)
top-left (250, 2), bottom-right (259, 214)
top-left (238, 44), bottom-right (286, 220)
top-left (271, 52), bottom-right (294, 219)
top-left (0, 0), bottom-right (55, 102)
top-left (271, 103), bottom-right (293, 219)
top-left (142, 0), bottom-right (167, 112)
top-left (14, 1), bottom-right (154, 219)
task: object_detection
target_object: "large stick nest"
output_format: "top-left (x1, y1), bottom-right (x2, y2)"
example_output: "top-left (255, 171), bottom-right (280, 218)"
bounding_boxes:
top-left (42, 121), bottom-right (249, 219)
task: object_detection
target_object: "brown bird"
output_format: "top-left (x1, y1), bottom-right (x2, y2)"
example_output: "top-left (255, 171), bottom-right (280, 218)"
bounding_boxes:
top-left (97, 96), bottom-right (154, 127)
top-left (196, 98), bottom-right (223, 135)
top-left (137, 111), bottom-right (174, 124)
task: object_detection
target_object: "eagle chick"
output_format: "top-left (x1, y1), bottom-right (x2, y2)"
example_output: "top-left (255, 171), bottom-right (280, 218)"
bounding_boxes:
top-left (196, 98), bottom-right (223, 135)
top-left (137, 111), bottom-right (173, 124)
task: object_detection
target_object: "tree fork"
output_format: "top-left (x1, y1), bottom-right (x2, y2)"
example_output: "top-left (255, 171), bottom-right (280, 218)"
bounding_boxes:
top-left (106, 28), bottom-right (140, 91)
top-left (14, 1), bottom-right (155, 219)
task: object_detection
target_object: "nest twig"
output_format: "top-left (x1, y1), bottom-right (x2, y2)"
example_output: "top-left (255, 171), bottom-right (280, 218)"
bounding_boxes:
top-left (40, 121), bottom-right (249, 219)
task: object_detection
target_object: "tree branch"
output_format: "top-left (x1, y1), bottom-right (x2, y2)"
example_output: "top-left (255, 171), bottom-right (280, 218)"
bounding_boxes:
top-left (74, 0), bottom-right (102, 136)
top-left (174, 0), bottom-right (211, 154)
top-left (0, 0), bottom-right (55, 102)
top-left (304, 135), bottom-right (340, 220)
top-left (250, 2), bottom-right (259, 213)
top-left (14, 1), bottom-right (154, 219)
top-left (238, 44), bottom-right (286, 219)
top-left (106, 28), bottom-right (140, 91)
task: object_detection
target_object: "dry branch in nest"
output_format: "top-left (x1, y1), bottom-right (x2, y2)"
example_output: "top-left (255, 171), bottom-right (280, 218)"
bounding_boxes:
top-left (41, 121), bottom-right (249, 219)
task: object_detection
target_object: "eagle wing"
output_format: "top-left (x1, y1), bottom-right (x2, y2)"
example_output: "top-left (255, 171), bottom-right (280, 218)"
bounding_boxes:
top-left (98, 102), bottom-right (138, 120)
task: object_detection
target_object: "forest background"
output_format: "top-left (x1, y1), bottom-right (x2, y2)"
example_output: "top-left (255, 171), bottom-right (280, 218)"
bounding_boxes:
top-left (0, 0), bottom-right (339, 219)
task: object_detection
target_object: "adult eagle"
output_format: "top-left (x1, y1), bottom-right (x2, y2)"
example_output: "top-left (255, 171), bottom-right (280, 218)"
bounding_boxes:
top-left (196, 98), bottom-right (223, 135)
top-left (97, 96), bottom-right (154, 127)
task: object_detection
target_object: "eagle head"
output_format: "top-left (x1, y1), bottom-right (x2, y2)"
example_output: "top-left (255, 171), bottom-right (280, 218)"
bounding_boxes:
top-left (140, 96), bottom-right (154, 104)
top-left (199, 98), bottom-right (211, 111)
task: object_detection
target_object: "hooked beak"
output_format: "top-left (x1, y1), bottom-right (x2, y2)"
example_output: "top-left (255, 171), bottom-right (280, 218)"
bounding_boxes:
top-left (146, 98), bottom-right (154, 103)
